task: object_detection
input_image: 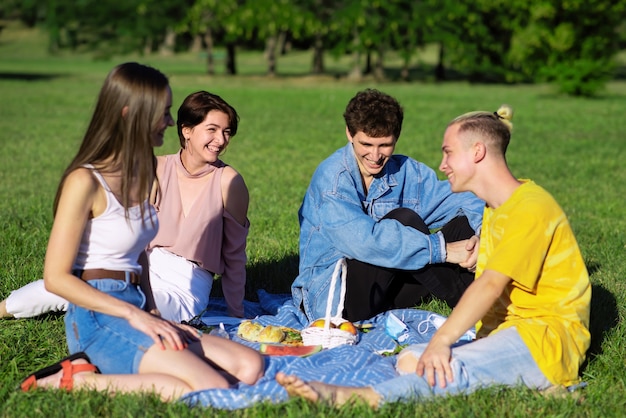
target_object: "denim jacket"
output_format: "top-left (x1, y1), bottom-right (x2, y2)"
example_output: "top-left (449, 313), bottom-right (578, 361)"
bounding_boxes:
top-left (291, 143), bottom-right (485, 321)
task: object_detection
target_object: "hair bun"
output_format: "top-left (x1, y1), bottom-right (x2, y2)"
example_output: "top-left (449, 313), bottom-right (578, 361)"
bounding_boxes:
top-left (495, 104), bottom-right (514, 122)
top-left (495, 104), bottom-right (514, 132)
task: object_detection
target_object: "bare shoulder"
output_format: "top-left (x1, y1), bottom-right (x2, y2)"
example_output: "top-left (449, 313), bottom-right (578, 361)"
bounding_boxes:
top-left (63, 167), bottom-right (99, 193)
top-left (221, 165), bottom-right (249, 224)
top-left (56, 167), bottom-right (103, 216)
top-left (221, 165), bottom-right (248, 193)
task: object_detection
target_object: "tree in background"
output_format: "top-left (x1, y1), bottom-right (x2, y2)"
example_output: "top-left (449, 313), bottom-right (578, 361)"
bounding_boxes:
top-left (238, 0), bottom-right (301, 76)
top-left (508, 0), bottom-right (626, 96)
top-left (432, 0), bottom-right (528, 83)
top-left (385, 0), bottom-right (429, 81)
top-left (431, 0), bottom-right (626, 95)
top-left (327, 0), bottom-right (385, 81)
top-left (179, 0), bottom-right (241, 75)
top-left (36, 0), bottom-right (187, 58)
top-left (0, 0), bottom-right (40, 28)
top-left (2, 0), bottom-right (625, 96)
top-left (298, 0), bottom-right (342, 75)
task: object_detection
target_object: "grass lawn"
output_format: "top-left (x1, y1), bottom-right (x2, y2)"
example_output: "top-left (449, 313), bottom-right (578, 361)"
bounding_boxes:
top-left (1, 21), bottom-right (625, 417)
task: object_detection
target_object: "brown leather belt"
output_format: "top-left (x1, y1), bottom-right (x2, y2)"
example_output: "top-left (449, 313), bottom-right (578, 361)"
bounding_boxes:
top-left (80, 269), bottom-right (141, 285)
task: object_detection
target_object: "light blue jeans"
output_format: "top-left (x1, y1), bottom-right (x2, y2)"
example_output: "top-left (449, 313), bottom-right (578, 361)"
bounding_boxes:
top-left (65, 277), bottom-right (155, 374)
top-left (372, 327), bottom-right (552, 405)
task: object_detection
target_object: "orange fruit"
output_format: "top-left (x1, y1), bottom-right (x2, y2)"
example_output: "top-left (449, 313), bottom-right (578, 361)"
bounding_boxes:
top-left (338, 321), bottom-right (358, 335)
top-left (310, 319), bottom-right (335, 328)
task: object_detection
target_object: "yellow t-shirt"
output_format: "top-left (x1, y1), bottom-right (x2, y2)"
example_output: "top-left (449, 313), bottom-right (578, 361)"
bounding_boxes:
top-left (476, 180), bottom-right (590, 386)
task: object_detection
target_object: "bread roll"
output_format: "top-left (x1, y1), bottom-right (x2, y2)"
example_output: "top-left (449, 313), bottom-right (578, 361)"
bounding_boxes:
top-left (237, 320), bottom-right (263, 341)
top-left (257, 325), bottom-right (285, 343)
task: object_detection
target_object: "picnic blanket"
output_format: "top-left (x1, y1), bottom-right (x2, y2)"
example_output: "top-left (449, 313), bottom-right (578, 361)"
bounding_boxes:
top-left (180, 290), bottom-right (472, 410)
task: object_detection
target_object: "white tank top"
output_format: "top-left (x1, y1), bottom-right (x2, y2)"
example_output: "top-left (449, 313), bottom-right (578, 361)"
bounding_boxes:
top-left (72, 166), bottom-right (158, 274)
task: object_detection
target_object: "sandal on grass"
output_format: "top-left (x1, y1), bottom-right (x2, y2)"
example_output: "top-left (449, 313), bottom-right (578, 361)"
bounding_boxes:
top-left (19, 352), bottom-right (100, 392)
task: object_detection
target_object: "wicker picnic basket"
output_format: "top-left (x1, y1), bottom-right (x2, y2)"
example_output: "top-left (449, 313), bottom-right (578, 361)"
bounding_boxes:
top-left (301, 258), bottom-right (358, 349)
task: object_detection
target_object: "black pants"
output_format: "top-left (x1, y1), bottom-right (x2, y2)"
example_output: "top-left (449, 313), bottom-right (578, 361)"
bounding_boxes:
top-left (343, 208), bottom-right (475, 322)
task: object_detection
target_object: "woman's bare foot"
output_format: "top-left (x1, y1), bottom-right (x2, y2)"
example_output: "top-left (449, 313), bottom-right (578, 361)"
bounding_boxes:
top-left (21, 353), bottom-right (99, 392)
top-left (36, 358), bottom-right (92, 388)
top-left (275, 372), bottom-right (380, 408)
top-left (0, 299), bottom-right (15, 319)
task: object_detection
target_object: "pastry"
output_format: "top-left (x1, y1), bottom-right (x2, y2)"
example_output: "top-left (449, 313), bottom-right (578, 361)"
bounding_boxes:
top-left (237, 321), bottom-right (303, 345)
top-left (237, 320), bottom-right (264, 341)
top-left (257, 325), bottom-right (285, 343)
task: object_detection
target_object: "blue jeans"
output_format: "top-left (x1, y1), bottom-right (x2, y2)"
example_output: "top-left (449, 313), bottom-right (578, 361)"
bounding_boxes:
top-left (65, 278), bottom-right (155, 374)
top-left (372, 327), bottom-right (552, 405)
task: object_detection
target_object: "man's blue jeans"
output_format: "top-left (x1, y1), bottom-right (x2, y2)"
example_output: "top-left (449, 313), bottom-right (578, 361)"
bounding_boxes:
top-left (372, 327), bottom-right (552, 405)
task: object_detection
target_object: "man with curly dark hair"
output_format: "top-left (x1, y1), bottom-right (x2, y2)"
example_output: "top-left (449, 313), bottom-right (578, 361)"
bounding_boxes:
top-left (291, 89), bottom-right (485, 323)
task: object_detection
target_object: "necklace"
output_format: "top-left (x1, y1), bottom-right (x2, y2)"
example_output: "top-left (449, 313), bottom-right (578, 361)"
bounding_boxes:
top-left (177, 150), bottom-right (218, 178)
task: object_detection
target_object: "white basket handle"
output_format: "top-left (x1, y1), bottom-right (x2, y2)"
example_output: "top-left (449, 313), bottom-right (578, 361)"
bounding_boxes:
top-left (323, 258), bottom-right (347, 327)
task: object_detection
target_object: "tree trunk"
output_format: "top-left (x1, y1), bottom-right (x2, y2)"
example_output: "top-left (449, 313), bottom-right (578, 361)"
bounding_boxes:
top-left (278, 31), bottom-right (288, 55)
top-left (225, 43), bottom-right (237, 75)
top-left (143, 38), bottom-right (153, 55)
top-left (364, 51), bottom-right (372, 75)
top-left (400, 59), bottom-right (410, 81)
top-left (46, 7), bottom-right (60, 53)
top-left (373, 44), bottom-right (385, 81)
top-left (190, 34), bottom-right (202, 53)
top-left (311, 33), bottom-right (324, 74)
top-left (203, 28), bottom-right (215, 75)
top-left (435, 42), bottom-right (446, 81)
top-left (159, 27), bottom-right (176, 56)
top-left (348, 51), bottom-right (362, 80)
top-left (265, 35), bottom-right (278, 77)
top-left (347, 31), bottom-right (362, 81)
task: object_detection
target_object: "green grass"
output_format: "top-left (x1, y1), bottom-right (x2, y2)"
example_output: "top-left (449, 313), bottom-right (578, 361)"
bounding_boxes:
top-left (2, 21), bottom-right (626, 417)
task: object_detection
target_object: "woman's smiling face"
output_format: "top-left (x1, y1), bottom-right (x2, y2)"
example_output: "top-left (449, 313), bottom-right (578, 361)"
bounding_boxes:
top-left (183, 110), bottom-right (232, 163)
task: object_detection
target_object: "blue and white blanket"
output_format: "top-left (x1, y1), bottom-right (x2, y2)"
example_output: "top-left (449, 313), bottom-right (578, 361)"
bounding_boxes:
top-left (180, 290), bottom-right (469, 410)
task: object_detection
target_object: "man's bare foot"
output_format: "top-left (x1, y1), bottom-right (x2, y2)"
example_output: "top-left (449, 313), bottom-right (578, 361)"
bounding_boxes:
top-left (276, 372), bottom-right (326, 402)
top-left (275, 372), bottom-right (380, 408)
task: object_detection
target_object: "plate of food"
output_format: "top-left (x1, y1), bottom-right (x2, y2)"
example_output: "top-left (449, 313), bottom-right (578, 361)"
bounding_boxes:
top-left (237, 320), bottom-right (303, 346)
